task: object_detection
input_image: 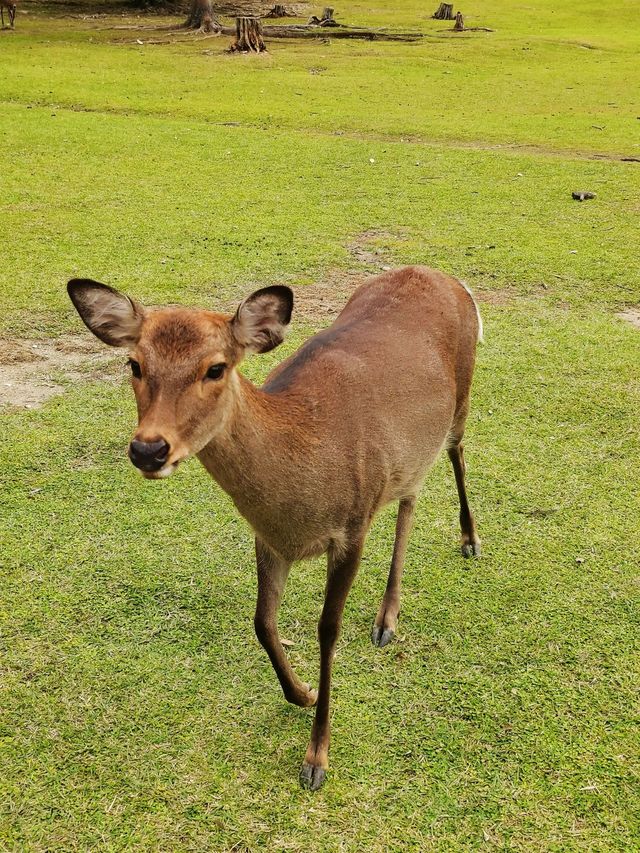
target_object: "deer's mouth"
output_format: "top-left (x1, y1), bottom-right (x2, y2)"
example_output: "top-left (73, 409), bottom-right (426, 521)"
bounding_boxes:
top-left (141, 461), bottom-right (178, 479)
top-left (139, 456), bottom-right (186, 479)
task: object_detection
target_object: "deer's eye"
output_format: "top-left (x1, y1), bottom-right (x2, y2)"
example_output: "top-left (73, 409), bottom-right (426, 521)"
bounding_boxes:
top-left (205, 363), bottom-right (226, 381)
top-left (128, 359), bottom-right (142, 379)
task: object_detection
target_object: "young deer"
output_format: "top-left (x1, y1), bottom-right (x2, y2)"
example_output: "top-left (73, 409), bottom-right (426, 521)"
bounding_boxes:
top-left (67, 265), bottom-right (482, 790)
top-left (1, 1), bottom-right (17, 28)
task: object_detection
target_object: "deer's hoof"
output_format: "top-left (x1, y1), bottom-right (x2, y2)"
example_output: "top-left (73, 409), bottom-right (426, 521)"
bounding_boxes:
top-left (286, 684), bottom-right (317, 707)
top-left (301, 685), bottom-right (318, 707)
top-left (461, 541), bottom-right (481, 558)
top-left (299, 762), bottom-right (327, 791)
top-left (371, 624), bottom-right (395, 648)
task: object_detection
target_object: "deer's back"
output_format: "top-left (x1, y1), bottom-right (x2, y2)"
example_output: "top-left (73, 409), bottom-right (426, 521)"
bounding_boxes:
top-left (256, 267), bottom-right (480, 540)
top-left (265, 265), bottom-right (479, 417)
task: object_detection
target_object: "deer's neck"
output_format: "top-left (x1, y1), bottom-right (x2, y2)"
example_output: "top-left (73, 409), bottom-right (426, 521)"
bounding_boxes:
top-left (197, 372), bottom-right (313, 535)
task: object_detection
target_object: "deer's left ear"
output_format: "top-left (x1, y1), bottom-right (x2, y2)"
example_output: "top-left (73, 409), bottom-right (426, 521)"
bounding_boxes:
top-left (67, 279), bottom-right (144, 347)
top-left (231, 285), bottom-right (293, 354)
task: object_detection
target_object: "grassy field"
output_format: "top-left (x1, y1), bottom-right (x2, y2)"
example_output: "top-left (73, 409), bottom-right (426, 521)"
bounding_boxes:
top-left (1, 1), bottom-right (639, 850)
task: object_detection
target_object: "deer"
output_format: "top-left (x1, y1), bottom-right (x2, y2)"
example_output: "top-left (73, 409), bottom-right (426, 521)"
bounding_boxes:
top-left (67, 265), bottom-right (482, 790)
top-left (1, 0), bottom-right (17, 28)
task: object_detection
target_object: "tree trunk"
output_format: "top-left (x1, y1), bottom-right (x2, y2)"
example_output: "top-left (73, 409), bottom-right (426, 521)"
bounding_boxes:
top-left (228, 16), bottom-right (267, 52)
top-left (183, 0), bottom-right (221, 33)
top-left (432, 3), bottom-right (454, 20)
top-left (453, 11), bottom-right (465, 30)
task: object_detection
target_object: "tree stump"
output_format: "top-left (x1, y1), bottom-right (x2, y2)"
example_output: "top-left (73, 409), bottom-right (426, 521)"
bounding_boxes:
top-left (309, 7), bottom-right (340, 26)
top-left (183, 0), bottom-right (221, 33)
top-left (264, 4), bottom-right (293, 17)
top-left (453, 11), bottom-right (465, 30)
top-left (432, 3), bottom-right (454, 19)
top-left (228, 16), bottom-right (267, 52)
top-left (320, 7), bottom-right (339, 26)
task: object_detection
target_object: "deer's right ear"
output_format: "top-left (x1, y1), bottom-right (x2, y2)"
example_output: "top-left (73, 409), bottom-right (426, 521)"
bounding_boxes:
top-left (67, 279), bottom-right (144, 347)
top-left (231, 285), bottom-right (293, 354)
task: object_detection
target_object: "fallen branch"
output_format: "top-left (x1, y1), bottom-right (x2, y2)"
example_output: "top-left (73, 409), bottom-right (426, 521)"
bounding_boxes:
top-left (219, 24), bottom-right (424, 41)
top-left (448, 26), bottom-right (494, 32)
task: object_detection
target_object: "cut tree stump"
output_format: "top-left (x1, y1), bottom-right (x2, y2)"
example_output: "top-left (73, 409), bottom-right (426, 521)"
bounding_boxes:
top-left (309, 7), bottom-right (340, 26)
top-left (453, 11), bottom-right (464, 30)
top-left (228, 16), bottom-right (267, 52)
top-left (432, 3), bottom-right (454, 19)
top-left (265, 4), bottom-right (291, 17)
top-left (320, 7), bottom-right (339, 25)
top-left (264, 4), bottom-right (294, 17)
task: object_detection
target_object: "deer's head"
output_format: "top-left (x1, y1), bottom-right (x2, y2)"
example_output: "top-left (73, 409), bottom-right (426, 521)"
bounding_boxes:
top-left (68, 279), bottom-right (293, 478)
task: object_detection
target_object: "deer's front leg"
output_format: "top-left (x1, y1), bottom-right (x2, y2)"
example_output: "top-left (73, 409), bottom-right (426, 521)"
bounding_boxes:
top-left (254, 537), bottom-right (317, 708)
top-left (300, 536), bottom-right (364, 791)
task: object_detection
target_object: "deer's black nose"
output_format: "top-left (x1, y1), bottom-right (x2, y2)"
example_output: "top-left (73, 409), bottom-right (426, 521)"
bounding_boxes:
top-left (129, 438), bottom-right (170, 472)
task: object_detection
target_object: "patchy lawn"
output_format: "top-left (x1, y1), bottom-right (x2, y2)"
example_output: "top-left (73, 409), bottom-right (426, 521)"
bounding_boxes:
top-left (1, 1), bottom-right (639, 850)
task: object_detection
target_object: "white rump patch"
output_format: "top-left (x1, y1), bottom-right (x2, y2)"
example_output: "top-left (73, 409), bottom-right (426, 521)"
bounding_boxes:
top-left (457, 279), bottom-right (484, 343)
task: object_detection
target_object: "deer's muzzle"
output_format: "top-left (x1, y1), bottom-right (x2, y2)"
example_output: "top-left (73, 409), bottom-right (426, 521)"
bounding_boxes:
top-left (128, 438), bottom-right (170, 473)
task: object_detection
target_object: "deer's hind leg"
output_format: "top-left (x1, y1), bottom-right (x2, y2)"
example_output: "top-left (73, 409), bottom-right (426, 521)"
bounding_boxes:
top-left (371, 495), bottom-right (416, 648)
top-left (447, 404), bottom-right (481, 558)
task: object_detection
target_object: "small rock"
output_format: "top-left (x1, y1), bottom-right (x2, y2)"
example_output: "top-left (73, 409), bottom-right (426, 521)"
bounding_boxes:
top-left (572, 191), bottom-right (596, 201)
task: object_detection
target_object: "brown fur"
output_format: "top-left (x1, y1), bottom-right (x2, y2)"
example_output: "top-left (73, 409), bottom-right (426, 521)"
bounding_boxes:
top-left (67, 265), bottom-right (482, 791)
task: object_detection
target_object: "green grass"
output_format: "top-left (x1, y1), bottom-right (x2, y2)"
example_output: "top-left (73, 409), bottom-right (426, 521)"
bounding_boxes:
top-left (1, 1), bottom-right (639, 850)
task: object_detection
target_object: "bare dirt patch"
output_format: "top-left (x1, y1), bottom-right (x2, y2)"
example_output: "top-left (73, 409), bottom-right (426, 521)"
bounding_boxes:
top-left (293, 270), bottom-right (363, 324)
top-left (617, 308), bottom-right (640, 330)
top-left (473, 287), bottom-right (515, 307)
top-left (291, 230), bottom-right (411, 325)
top-left (0, 335), bottom-right (118, 411)
top-left (347, 228), bottom-right (408, 268)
